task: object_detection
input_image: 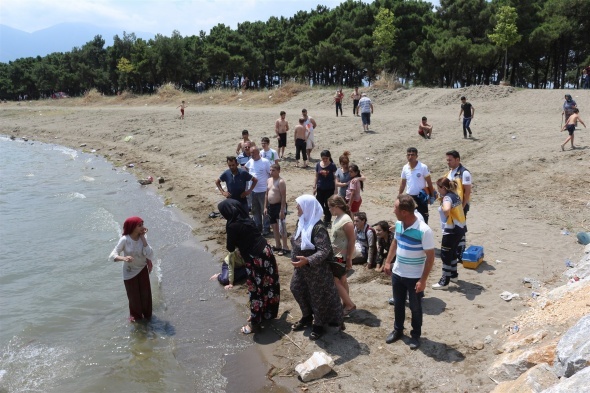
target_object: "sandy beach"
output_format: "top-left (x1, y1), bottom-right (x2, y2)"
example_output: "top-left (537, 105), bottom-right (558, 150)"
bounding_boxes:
top-left (2, 85), bottom-right (589, 392)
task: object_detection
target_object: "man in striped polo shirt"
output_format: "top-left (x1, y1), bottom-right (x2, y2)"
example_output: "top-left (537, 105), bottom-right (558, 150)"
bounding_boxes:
top-left (384, 194), bottom-right (435, 350)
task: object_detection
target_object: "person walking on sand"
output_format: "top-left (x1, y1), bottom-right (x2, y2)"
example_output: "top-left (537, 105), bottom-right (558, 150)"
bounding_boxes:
top-left (302, 109), bottom-right (317, 160)
top-left (109, 216), bottom-right (154, 322)
top-left (176, 101), bottom-right (187, 120)
top-left (561, 108), bottom-right (586, 150)
top-left (357, 93), bottom-right (373, 132)
top-left (333, 88), bottom-right (344, 117)
top-left (275, 111), bottom-right (289, 159)
top-left (265, 164), bottom-right (290, 256)
top-left (293, 117), bottom-right (308, 168)
top-left (350, 87), bottom-right (361, 116)
top-left (562, 94), bottom-right (577, 124)
top-left (398, 147), bottom-right (434, 224)
top-left (384, 195), bottom-right (435, 350)
top-left (418, 116), bottom-right (433, 139)
top-left (459, 96), bottom-right (474, 138)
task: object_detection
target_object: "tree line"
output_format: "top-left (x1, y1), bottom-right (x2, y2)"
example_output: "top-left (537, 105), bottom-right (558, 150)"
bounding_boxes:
top-left (1, 0), bottom-right (588, 99)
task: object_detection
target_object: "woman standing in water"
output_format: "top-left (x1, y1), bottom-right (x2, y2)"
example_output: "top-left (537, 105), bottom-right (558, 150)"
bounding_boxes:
top-left (109, 216), bottom-right (154, 322)
top-left (218, 199), bottom-right (280, 334)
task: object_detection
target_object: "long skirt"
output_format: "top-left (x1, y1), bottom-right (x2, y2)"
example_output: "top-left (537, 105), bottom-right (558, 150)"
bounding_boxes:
top-left (123, 266), bottom-right (152, 321)
top-left (246, 244), bottom-right (280, 325)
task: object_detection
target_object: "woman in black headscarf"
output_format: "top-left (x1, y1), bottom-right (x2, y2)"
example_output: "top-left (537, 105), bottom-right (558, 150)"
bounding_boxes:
top-left (218, 199), bottom-right (280, 334)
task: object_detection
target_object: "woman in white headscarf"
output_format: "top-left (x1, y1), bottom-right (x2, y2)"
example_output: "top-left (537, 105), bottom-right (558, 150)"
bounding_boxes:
top-left (290, 194), bottom-right (344, 340)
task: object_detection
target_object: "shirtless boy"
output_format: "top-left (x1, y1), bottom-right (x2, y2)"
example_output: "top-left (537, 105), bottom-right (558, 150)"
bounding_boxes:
top-left (176, 101), bottom-right (186, 120)
top-left (236, 129), bottom-right (252, 155)
top-left (264, 164), bottom-right (289, 255)
top-left (561, 108), bottom-right (586, 150)
top-left (418, 116), bottom-right (433, 139)
top-left (275, 111), bottom-right (289, 159)
top-left (293, 117), bottom-right (308, 168)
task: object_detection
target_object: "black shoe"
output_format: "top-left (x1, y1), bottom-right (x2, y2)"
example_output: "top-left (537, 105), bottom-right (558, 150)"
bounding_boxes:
top-left (385, 330), bottom-right (403, 344)
top-left (409, 337), bottom-right (421, 350)
top-left (388, 297), bottom-right (395, 305)
top-left (310, 325), bottom-right (324, 340)
top-left (292, 316), bottom-right (313, 331)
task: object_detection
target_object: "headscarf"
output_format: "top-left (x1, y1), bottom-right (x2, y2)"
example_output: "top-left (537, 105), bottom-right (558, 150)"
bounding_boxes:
top-left (122, 216), bottom-right (143, 236)
top-left (565, 94), bottom-right (572, 101)
top-left (294, 194), bottom-right (325, 250)
top-left (218, 199), bottom-right (251, 228)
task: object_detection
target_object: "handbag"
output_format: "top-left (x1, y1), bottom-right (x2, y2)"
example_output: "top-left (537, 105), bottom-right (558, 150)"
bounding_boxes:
top-left (329, 256), bottom-right (347, 277)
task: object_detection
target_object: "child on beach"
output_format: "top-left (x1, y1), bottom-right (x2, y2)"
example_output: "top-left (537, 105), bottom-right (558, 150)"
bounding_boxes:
top-left (176, 101), bottom-right (186, 119)
top-left (236, 129), bottom-right (253, 155)
top-left (346, 164), bottom-right (364, 213)
top-left (418, 116), bottom-right (433, 139)
top-left (264, 163), bottom-right (290, 255)
top-left (561, 108), bottom-right (586, 150)
top-left (374, 221), bottom-right (394, 272)
top-left (293, 118), bottom-right (308, 168)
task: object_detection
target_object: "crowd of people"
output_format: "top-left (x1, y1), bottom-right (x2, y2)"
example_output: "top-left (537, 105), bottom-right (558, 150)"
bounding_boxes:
top-left (113, 87), bottom-right (583, 354)
top-left (206, 88), bottom-right (477, 350)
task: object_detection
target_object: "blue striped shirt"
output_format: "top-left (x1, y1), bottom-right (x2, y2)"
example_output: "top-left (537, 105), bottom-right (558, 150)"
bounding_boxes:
top-left (391, 219), bottom-right (435, 279)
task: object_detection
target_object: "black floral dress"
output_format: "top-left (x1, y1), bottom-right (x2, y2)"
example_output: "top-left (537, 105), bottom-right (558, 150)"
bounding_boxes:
top-left (244, 243), bottom-right (280, 324)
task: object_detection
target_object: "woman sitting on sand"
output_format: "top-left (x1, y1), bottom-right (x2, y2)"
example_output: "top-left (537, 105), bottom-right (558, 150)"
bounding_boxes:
top-left (218, 199), bottom-right (280, 333)
top-left (432, 177), bottom-right (466, 290)
top-left (290, 195), bottom-right (344, 340)
top-left (109, 216), bottom-right (154, 322)
top-left (328, 195), bottom-right (357, 316)
top-left (374, 221), bottom-right (394, 272)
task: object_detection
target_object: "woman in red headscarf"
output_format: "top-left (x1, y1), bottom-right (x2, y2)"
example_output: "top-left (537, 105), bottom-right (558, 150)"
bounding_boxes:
top-left (109, 216), bottom-right (154, 321)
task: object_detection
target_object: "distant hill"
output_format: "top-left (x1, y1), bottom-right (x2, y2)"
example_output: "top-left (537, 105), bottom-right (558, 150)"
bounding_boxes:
top-left (0, 23), bottom-right (155, 63)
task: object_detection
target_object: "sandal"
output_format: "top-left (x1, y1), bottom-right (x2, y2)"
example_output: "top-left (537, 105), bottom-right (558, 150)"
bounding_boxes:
top-left (241, 323), bottom-right (259, 334)
top-left (271, 246), bottom-right (281, 253)
top-left (310, 325), bottom-right (324, 340)
top-left (277, 249), bottom-right (284, 256)
top-left (343, 305), bottom-right (357, 317)
top-left (292, 316), bottom-right (313, 331)
top-left (282, 249), bottom-right (291, 256)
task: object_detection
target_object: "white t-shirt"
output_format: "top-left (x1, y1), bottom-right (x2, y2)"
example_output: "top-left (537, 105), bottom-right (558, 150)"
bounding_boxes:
top-left (245, 157), bottom-right (270, 193)
top-left (261, 148), bottom-right (278, 163)
top-left (401, 161), bottom-right (430, 196)
top-left (447, 167), bottom-right (472, 186)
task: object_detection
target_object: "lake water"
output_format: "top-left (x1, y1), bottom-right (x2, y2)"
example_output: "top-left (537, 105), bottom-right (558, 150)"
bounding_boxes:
top-left (0, 137), bottom-right (267, 392)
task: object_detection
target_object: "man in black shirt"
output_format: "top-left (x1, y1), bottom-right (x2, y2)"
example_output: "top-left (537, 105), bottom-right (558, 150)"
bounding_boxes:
top-left (459, 96), bottom-right (475, 138)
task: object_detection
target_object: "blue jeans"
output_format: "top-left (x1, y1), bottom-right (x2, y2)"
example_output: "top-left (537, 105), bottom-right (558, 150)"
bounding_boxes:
top-left (391, 273), bottom-right (423, 338)
top-left (462, 117), bottom-right (472, 137)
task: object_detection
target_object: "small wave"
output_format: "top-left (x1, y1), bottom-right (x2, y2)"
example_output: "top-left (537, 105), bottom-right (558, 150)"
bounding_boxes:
top-left (26, 173), bottom-right (34, 177)
top-left (51, 146), bottom-right (78, 160)
top-left (0, 338), bottom-right (76, 392)
top-left (81, 176), bottom-right (95, 182)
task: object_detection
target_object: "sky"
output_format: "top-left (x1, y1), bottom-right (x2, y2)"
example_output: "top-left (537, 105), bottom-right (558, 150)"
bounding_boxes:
top-left (0, 0), bottom-right (440, 36)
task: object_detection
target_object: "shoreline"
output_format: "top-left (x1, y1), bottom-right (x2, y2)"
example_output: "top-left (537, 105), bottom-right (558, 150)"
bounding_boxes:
top-left (2, 86), bottom-right (588, 392)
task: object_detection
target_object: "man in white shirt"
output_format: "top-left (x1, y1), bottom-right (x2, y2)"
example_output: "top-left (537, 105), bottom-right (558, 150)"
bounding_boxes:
top-left (245, 147), bottom-right (271, 235)
top-left (398, 147), bottom-right (434, 224)
top-left (356, 93), bottom-right (374, 132)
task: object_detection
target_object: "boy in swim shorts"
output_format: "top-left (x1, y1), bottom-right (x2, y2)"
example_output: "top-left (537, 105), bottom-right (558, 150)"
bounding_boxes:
top-left (264, 164), bottom-right (289, 255)
top-left (561, 108), bottom-right (586, 150)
